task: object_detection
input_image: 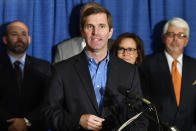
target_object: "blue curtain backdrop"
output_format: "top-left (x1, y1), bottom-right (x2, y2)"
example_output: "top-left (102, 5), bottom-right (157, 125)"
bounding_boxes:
top-left (0, 0), bottom-right (196, 63)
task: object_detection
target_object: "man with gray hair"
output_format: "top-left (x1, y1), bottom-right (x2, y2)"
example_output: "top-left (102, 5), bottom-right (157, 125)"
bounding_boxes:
top-left (141, 17), bottom-right (196, 131)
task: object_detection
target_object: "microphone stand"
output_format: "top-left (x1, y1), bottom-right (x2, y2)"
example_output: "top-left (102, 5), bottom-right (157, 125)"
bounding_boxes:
top-left (122, 90), bottom-right (179, 131)
top-left (143, 105), bottom-right (179, 131)
top-left (120, 90), bottom-right (153, 131)
top-left (118, 107), bottom-right (150, 131)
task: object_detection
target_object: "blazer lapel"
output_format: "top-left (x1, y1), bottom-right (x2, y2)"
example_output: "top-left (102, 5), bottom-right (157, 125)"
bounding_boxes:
top-left (159, 53), bottom-right (177, 103)
top-left (105, 56), bottom-right (119, 94)
top-left (74, 52), bottom-right (99, 113)
top-left (101, 56), bottom-right (122, 117)
top-left (179, 55), bottom-right (189, 108)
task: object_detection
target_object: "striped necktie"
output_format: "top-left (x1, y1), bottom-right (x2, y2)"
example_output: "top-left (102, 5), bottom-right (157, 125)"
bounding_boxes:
top-left (14, 61), bottom-right (23, 87)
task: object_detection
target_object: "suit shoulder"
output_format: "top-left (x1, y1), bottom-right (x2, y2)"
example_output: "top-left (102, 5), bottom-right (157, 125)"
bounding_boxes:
top-left (28, 56), bottom-right (50, 65)
top-left (27, 56), bottom-right (52, 76)
top-left (27, 56), bottom-right (51, 70)
top-left (111, 56), bottom-right (136, 69)
top-left (184, 55), bottom-right (196, 64)
top-left (0, 55), bottom-right (8, 63)
top-left (145, 52), bottom-right (162, 59)
top-left (54, 53), bottom-right (81, 68)
top-left (143, 52), bottom-right (164, 63)
top-left (57, 36), bottom-right (83, 48)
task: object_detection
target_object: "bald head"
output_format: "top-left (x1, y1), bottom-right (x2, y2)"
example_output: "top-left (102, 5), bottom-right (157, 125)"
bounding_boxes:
top-left (5, 21), bottom-right (29, 36)
top-left (3, 20), bottom-right (31, 58)
top-left (80, 2), bottom-right (102, 17)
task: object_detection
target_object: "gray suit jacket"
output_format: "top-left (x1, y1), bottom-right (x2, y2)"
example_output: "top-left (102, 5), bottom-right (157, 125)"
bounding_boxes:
top-left (53, 36), bottom-right (113, 63)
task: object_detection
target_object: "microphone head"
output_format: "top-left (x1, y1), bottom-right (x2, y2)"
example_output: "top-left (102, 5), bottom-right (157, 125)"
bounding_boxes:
top-left (170, 126), bottom-right (179, 131)
top-left (118, 86), bottom-right (130, 96)
top-left (118, 86), bottom-right (139, 100)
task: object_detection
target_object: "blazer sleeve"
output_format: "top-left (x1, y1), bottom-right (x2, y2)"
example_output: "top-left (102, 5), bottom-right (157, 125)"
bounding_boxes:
top-left (26, 61), bottom-right (52, 130)
top-left (42, 67), bottom-right (82, 131)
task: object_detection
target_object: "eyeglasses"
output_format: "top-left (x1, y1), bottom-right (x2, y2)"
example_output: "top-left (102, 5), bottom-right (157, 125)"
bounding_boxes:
top-left (117, 47), bottom-right (137, 55)
top-left (165, 32), bottom-right (187, 39)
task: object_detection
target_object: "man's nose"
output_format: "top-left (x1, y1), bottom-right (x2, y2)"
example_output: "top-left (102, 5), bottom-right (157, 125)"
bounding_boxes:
top-left (92, 27), bottom-right (98, 35)
top-left (173, 34), bottom-right (179, 40)
top-left (17, 34), bottom-right (23, 39)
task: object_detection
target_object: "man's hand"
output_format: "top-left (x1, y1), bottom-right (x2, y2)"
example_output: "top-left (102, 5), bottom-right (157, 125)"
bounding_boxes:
top-left (7, 118), bottom-right (28, 131)
top-left (79, 114), bottom-right (105, 131)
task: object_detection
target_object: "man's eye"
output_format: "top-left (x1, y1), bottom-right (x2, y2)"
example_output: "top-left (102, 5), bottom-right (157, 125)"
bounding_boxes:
top-left (22, 33), bottom-right (28, 36)
top-left (10, 33), bottom-right (17, 36)
top-left (100, 25), bottom-right (105, 28)
top-left (87, 25), bottom-right (93, 29)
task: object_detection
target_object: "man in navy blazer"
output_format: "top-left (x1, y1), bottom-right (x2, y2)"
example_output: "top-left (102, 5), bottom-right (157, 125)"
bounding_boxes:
top-left (0, 20), bottom-right (51, 131)
top-left (141, 17), bottom-right (196, 131)
top-left (43, 6), bottom-right (147, 131)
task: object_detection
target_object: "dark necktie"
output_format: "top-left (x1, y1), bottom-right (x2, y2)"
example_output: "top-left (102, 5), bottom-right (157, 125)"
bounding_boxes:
top-left (14, 61), bottom-right (23, 87)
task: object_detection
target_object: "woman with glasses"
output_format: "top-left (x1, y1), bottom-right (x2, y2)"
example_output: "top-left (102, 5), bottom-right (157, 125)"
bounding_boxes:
top-left (110, 32), bottom-right (145, 66)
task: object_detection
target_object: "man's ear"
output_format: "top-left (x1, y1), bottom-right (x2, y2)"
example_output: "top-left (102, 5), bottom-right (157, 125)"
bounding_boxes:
top-left (28, 36), bottom-right (31, 45)
top-left (184, 38), bottom-right (189, 47)
top-left (161, 34), bottom-right (166, 45)
top-left (108, 28), bottom-right (113, 39)
top-left (80, 28), bottom-right (85, 38)
top-left (2, 36), bottom-right (8, 45)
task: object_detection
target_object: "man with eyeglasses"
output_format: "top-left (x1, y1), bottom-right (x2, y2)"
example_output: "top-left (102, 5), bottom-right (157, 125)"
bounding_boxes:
top-left (141, 17), bottom-right (196, 131)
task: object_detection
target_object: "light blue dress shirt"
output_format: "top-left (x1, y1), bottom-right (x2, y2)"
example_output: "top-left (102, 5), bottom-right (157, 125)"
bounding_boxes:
top-left (8, 54), bottom-right (26, 78)
top-left (85, 51), bottom-right (110, 111)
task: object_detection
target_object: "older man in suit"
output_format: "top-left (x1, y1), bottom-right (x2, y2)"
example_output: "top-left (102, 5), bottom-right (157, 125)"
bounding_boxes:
top-left (0, 20), bottom-right (51, 131)
top-left (141, 17), bottom-right (196, 131)
top-left (43, 6), bottom-right (147, 131)
top-left (53, 2), bottom-right (113, 63)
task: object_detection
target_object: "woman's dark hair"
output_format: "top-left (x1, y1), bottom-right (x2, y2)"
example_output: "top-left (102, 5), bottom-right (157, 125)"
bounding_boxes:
top-left (110, 32), bottom-right (145, 66)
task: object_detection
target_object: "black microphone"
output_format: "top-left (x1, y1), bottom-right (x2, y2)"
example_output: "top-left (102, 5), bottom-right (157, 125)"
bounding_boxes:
top-left (118, 86), bottom-right (152, 107)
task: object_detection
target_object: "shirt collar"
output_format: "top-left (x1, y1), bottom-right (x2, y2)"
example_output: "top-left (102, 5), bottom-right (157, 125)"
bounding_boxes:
top-left (8, 53), bottom-right (26, 67)
top-left (164, 50), bottom-right (183, 65)
top-left (85, 50), bottom-right (110, 65)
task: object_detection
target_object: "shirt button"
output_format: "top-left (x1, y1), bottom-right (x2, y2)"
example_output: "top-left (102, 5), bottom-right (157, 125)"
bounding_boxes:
top-left (97, 85), bottom-right (100, 88)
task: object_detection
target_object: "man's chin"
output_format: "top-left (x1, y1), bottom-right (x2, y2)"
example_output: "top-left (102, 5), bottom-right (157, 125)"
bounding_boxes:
top-left (12, 48), bottom-right (26, 55)
top-left (168, 48), bottom-right (180, 54)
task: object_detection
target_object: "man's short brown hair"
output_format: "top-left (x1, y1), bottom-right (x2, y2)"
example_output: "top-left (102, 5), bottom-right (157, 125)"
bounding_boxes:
top-left (81, 6), bottom-right (113, 31)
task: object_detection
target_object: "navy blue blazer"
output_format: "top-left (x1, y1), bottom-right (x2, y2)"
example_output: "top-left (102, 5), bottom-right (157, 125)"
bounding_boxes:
top-left (43, 50), bottom-right (148, 131)
top-left (141, 52), bottom-right (196, 131)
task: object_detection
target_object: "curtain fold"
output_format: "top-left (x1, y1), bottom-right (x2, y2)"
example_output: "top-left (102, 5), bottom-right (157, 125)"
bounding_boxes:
top-left (0, 0), bottom-right (196, 62)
